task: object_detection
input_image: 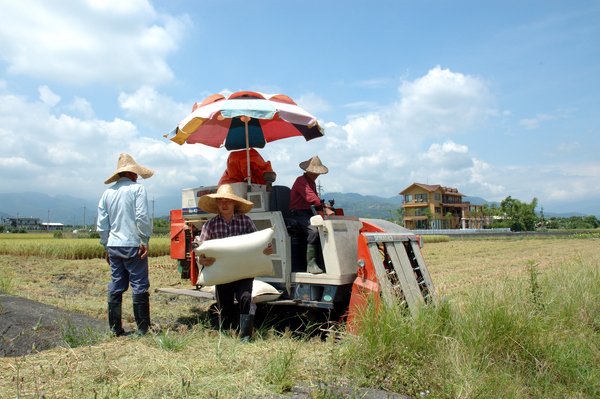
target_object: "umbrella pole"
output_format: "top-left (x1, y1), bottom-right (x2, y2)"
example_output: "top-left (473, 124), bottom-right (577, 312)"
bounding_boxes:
top-left (244, 118), bottom-right (251, 185)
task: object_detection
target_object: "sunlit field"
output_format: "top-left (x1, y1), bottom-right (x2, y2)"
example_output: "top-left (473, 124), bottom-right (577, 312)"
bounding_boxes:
top-left (0, 234), bottom-right (598, 398)
top-left (0, 233), bottom-right (170, 259)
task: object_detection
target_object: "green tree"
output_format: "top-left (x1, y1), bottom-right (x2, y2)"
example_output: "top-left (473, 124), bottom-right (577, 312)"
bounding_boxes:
top-left (444, 212), bottom-right (454, 229)
top-left (422, 208), bottom-right (433, 229)
top-left (386, 207), bottom-right (405, 225)
top-left (153, 217), bottom-right (171, 234)
top-left (500, 196), bottom-right (539, 231)
top-left (583, 215), bottom-right (599, 229)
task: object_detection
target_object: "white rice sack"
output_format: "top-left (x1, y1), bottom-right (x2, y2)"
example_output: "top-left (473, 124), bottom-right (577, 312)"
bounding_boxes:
top-left (194, 228), bottom-right (275, 286)
top-left (252, 280), bottom-right (282, 303)
top-left (203, 280), bottom-right (282, 303)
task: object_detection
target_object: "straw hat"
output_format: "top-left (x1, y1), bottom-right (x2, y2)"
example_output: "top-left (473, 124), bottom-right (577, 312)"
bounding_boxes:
top-left (104, 153), bottom-right (154, 184)
top-left (299, 156), bottom-right (328, 174)
top-left (197, 184), bottom-right (254, 214)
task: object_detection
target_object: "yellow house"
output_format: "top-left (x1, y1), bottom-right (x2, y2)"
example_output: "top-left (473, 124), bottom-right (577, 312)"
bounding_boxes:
top-left (399, 183), bottom-right (484, 230)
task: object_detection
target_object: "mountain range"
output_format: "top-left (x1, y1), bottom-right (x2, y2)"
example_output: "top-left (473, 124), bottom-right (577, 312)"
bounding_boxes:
top-left (0, 191), bottom-right (586, 227)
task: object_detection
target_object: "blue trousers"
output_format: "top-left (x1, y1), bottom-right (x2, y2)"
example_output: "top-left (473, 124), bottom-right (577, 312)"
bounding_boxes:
top-left (107, 246), bottom-right (150, 295)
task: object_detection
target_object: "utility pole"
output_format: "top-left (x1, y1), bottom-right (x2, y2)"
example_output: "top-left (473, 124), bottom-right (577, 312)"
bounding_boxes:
top-left (83, 204), bottom-right (86, 230)
top-left (47, 209), bottom-right (50, 233)
top-left (151, 197), bottom-right (155, 234)
top-left (316, 181), bottom-right (323, 198)
top-left (16, 212), bottom-right (19, 230)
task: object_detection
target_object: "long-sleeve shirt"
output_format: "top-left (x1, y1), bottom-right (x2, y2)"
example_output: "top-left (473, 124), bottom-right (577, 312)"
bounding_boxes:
top-left (289, 173), bottom-right (321, 211)
top-left (197, 213), bottom-right (257, 243)
top-left (97, 177), bottom-right (152, 248)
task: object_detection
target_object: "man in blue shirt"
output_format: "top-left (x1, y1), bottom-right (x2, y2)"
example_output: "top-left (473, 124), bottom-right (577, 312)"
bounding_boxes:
top-left (97, 153), bottom-right (154, 336)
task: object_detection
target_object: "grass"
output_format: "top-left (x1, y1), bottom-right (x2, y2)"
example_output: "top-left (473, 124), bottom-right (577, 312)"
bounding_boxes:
top-left (57, 314), bottom-right (106, 348)
top-left (422, 235), bottom-right (450, 243)
top-left (0, 272), bottom-right (14, 294)
top-left (0, 236), bottom-right (598, 398)
top-left (0, 234), bottom-right (170, 259)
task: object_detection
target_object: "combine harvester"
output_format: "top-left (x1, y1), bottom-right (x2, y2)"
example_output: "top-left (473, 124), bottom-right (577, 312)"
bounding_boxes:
top-left (164, 181), bottom-right (435, 331)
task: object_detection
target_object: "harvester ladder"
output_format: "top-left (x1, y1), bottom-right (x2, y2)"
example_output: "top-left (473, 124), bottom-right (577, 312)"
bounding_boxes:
top-left (364, 233), bottom-right (435, 316)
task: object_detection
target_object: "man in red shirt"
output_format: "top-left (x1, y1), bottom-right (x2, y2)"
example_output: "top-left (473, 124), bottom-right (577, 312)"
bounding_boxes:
top-left (289, 156), bottom-right (334, 274)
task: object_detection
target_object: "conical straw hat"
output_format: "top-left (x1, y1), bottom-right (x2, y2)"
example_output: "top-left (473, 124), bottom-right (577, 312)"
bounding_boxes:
top-left (104, 153), bottom-right (154, 184)
top-left (299, 155), bottom-right (328, 174)
top-left (197, 184), bottom-right (254, 214)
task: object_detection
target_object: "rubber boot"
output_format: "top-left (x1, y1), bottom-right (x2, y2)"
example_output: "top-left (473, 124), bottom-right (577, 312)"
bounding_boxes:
top-left (240, 314), bottom-right (254, 343)
top-left (306, 244), bottom-right (323, 274)
top-left (132, 292), bottom-right (151, 335)
top-left (107, 292), bottom-right (125, 336)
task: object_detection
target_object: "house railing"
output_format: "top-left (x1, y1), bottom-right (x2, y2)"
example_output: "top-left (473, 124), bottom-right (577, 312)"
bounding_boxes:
top-left (412, 228), bottom-right (511, 235)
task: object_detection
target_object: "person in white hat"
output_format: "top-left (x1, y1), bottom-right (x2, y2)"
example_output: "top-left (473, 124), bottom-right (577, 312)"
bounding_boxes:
top-left (289, 156), bottom-right (334, 274)
top-left (97, 153), bottom-right (154, 336)
top-left (196, 184), bottom-right (273, 342)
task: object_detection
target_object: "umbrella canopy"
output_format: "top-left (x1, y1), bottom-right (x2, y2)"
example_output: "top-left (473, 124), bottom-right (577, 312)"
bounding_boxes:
top-left (165, 91), bottom-right (324, 150)
top-left (165, 91), bottom-right (325, 184)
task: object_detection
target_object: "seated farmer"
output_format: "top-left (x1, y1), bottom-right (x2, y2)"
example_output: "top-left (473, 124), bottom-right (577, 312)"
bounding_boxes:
top-left (218, 148), bottom-right (274, 185)
top-left (289, 156), bottom-right (334, 274)
top-left (196, 184), bottom-right (274, 342)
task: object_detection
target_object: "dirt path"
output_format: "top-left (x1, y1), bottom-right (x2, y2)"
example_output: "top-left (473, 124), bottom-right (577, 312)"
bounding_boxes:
top-left (0, 292), bottom-right (106, 357)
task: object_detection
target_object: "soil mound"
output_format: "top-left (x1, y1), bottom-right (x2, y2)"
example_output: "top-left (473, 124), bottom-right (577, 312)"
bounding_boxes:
top-left (0, 292), bottom-right (106, 357)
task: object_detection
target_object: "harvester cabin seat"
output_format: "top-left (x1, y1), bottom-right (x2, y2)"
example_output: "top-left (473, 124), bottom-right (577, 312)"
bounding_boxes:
top-left (269, 185), bottom-right (301, 233)
top-left (269, 185), bottom-right (307, 271)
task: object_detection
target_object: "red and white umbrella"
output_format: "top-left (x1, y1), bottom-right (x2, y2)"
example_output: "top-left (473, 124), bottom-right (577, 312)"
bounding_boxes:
top-left (165, 91), bottom-right (324, 183)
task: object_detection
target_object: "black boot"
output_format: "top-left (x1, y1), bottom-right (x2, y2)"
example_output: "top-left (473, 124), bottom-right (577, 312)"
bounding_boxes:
top-left (107, 292), bottom-right (125, 336)
top-left (240, 314), bottom-right (254, 343)
top-left (132, 292), bottom-right (151, 335)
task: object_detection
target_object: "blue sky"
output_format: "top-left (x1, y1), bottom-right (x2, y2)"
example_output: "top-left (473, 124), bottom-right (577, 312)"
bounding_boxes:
top-left (0, 0), bottom-right (598, 216)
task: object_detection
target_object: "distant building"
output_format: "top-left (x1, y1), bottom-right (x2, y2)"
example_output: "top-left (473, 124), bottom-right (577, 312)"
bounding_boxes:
top-left (41, 222), bottom-right (65, 231)
top-left (1, 217), bottom-right (64, 231)
top-left (399, 183), bottom-right (485, 230)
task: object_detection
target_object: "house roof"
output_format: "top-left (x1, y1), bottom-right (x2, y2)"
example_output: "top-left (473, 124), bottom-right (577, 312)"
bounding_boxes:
top-left (399, 182), bottom-right (465, 196)
top-left (441, 186), bottom-right (465, 197)
top-left (399, 183), bottom-right (440, 194)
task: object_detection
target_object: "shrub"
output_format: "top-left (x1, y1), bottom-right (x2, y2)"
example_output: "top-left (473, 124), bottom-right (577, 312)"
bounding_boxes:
top-left (53, 230), bottom-right (63, 239)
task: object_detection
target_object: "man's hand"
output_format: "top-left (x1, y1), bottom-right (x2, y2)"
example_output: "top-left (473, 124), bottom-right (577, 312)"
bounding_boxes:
top-left (138, 244), bottom-right (149, 259)
top-left (324, 203), bottom-right (335, 217)
top-left (263, 243), bottom-right (274, 256)
top-left (198, 254), bottom-right (216, 266)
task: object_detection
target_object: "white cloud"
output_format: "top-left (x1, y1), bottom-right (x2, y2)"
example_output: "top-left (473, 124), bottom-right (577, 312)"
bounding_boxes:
top-left (67, 97), bottom-right (95, 119)
top-left (296, 92), bottom-right (332, 116)
top-left (300, 66), bottom-right (498, 198)
top-left (0, 64), bottom-right (597, 217)
top-left (0, 88), bottom-right (233, 201)
top-left (419, 141), bottom-right (473, 169)
top-left (519, 109), bottom-right (573, 130)
top-left (38, 85), bottom-right (61, 107)
top-left (543, 141), bottom-right (582, 157)
top-left (519, 113), bottom-right (553, 129)
top-left (118, 85), bottom-right (191, 133)
top-left (0, 0), bottom-right (189, 87)
top-left (395, 65), bottom-right (495, 136)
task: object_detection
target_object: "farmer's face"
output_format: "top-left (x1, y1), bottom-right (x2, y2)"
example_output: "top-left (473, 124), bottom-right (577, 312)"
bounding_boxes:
top-left (217, 198), bottom-right (235, 219)
top-left (306, 172), bottom-right (320, 182)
